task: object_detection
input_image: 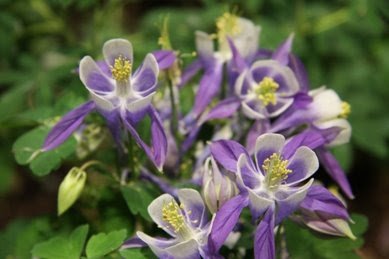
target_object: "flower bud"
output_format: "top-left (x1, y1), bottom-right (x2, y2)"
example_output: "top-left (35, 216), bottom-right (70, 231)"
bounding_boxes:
top-left (202, 157), bottom-right (238, 214)
top-left (58, 167), bottom-right (87, 216)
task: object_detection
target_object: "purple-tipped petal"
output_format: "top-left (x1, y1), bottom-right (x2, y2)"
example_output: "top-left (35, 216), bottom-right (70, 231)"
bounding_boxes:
top-left (121, 236), bottom-right (147, 249)
top-left (43, 101), bottom-right (96, 151)
top-left (136, 232), bottom-right (182, 258)
top-left (254, 134), bottom-right (285, 173)
top-left (282, 130), bottom-right (325, 160)
top-left (103, 38), bottom-right (133, 67)
top-left (316, 148), bottom-right (354, 199)
top-left (210, 140), bottom-right (250, 172)
top-left (79, 56), bottom-right (114, 95)
top-left (285, 147), bottom-right (318, 185)
top-left (132, 54), bottom-right (159, 95)
top-left (293, 92), bottom-right (312, 108)
top-left (272, 34), bottom-right (294, 66)
top-left (193, 62), bottom-right (223, 116)
top-left (208, 194), bottom-right (249, 254)
top-left (254, 207), bottom-right (275, 259)
top-left (177, 189), bottom-right (207, 229)
top-left (152, 50), bottom-right (176, 70)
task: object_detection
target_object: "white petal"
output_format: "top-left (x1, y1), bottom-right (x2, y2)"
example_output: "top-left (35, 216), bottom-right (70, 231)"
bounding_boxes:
top-left (254, 133), bottom-right (285, 171)
top-left (234, 70), bottom-right (247, 96)
top-left (147, 193), bottom-right (177, 237)
top-left (285, 146), bottom-right (319, 185)
top-left (103, 38), bottom-right (133, 67)
top-left (136, 231), bottom-right (178, 257)
top-left (126, 92), bottom-right (155, 113)
top-left (177, 188), bottom-right (207, 229)
top-left (310, 88), bottom-right (342, 121)
top-left (233, 17), bottom-right (261, 58)
top-left (165, 238), bottom-right (199, 259)
top-left (79, 56), bottom-right (114, 95)
top-left (237, 154), bottom-right (262, 189)
top-left (89, 91), bottom-right (115, 111)
top-left (268, 97), bottom-right (294, 118)
top-left (132, 53), bottom-right (159, 94)
top-left (250, 60), bottom-right (300, 95)
top-left (242, 102), bottom-right (267, 120)
top-left (314, 119), bottom-right (352, 147)
top-left (247, 188), bottom-right (274, 220)
top-left (195, 31), bottom-right (214, 59)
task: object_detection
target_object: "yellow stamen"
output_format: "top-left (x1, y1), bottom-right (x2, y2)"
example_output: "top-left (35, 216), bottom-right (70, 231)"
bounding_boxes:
top-left (216, 12), bottom-right (241, 44)
top-left (111, 55), bottom-right (132, 82)
top-left (263, 153), bottom-right (292, 190)
top-left (162, 201), bottom-right (185, 233)
top-left (339, 101), bottom-right (351, 119)
top-left (254, 77), bottom-right (279, 106)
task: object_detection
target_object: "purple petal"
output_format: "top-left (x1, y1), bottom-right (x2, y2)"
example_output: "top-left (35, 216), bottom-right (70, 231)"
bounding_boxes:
top-left (272, 34), bottom-right (294, 66)
top-left (79, 56), bottom-right (114, 95)
top-left (193, 62), bottom-right (223, 116)
top-left (227, 37), bottom-right (247, 73)
top-left (43, 101), bottom-right (95, 151)
top-left (149, 108), bottom-right (168, 170)
top-left (282, 130), bottom-right (325, 160)
top-left (202, 97), bottom-right (241, 122)
top-left (178, 59), bottom-right (202, 88)
top-left (254, 134), bottom-right (285, 173)
top-left (121, 236), bottom-right (146, 249)
top-left (288, 54), bottom-right (310, 92)
top-left (254, 207), bottom-right (275, 259)
top-left (152, 50), bottom-right (176, 70)
top-left (293, 92), bottom-right (312, 108)
top-left (210, 140), bottom-right (250, 172)
top-left (177, 189), bottom-right (207, 229)
top-left (132, 54), bottom-right (159, 96)
top-left (316, 148), bottom-right (354, 199)
top-left (208, 194), bottom-right (249, 254)
top-left (98, 108), bottom-right (123, 150)
top-left (300, 185), bottom-right (349, 220)
top-left (285, 146), bottom-right (319, 185)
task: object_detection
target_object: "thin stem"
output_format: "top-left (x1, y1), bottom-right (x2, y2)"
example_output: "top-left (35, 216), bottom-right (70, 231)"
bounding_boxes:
top-left (80, 160), bottom-right (103, 171)
top-left (167, 73), bottom-right (180, 149)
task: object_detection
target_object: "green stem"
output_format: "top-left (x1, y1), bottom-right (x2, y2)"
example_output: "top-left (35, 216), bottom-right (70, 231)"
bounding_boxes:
top-left (167, 73), bottom-right (180, 149)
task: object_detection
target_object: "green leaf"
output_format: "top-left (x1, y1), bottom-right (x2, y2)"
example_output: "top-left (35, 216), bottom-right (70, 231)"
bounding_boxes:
top-left (284, 213), bottom-right (368, 259)
top-left (119, 249), bottom-right (148, 259)
top-left (121, 183), bottom-right (156, 221)
top-left (85, 229), bottom-right (127, 258)
top-left (12, 126), bottom-right (76, 176)
top-left (31, 224), bottom-right (89, 259)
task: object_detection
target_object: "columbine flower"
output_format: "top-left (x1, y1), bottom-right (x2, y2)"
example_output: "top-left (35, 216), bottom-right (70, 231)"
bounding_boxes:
top-left (234, 59), bottom-right (300, 119)
top-left (137, 188), bottom-right (215, 259)
top-left (270, 87), bottom-right (354, 198)
top-left (208, 133), bottom-right (319, 258)
top-left (202, 157), bottom-right (239, 214)
top-left (42, 39), bottom-right (170, 170)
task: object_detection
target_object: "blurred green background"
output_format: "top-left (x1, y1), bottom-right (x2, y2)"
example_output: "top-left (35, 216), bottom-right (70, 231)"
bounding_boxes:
top-left (0, 0), bottom-right (388, 258)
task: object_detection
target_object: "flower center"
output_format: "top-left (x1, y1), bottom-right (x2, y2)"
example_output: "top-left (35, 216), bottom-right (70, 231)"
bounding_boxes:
top-left (339, 101), bottom-right (351, 119)
top-left (262, 153), bottom-right (292, 190)
top-left (254, 77), bottom-right (279, 106)
top-left (216, 12), bottom-right (241, 44)
top-left (162, 201), bottom-right (185, 232)
top-left (111, 55), bottom-right (132, 82)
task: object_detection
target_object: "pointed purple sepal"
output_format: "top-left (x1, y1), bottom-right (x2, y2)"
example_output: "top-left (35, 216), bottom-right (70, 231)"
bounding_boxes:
top-left (43, 101), bottom-right (96, 151)
top-left (254, 207), bottom-right (275, 259)
top-left (208, 194), bottom-right (249, 255)
top-left (316, 148), bottom-right (354, 199)
top-left (272, 34), bottom-right (294, 66)
top-left (152, 50), bottom-right (176, 70)
top-left (210, 140), bottom-right (250, 172)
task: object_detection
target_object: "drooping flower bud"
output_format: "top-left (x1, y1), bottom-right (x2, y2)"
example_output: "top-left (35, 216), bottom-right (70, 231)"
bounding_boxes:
top-left (57, 167), bottom-right (87, 216)
top-left (202, 157), bottom-right (238, 214)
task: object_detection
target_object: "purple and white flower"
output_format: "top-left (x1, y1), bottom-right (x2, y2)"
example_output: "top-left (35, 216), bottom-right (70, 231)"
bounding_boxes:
top-left (208, 133), bottom-right (319, 258)
top-left (42, 39), bottom-right (169, 170)
top-left (137, 188), bottom-right (215, 259)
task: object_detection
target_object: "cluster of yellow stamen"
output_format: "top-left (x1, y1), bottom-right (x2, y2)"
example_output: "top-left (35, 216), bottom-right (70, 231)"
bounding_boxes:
top-left (262, 153), bottom-right (292, 190)
top-left (216, 12), bottom-right (241, 43)
top-left (111, 55), bottom-right (132, 82)
top-left (339, 101), bottom-right (351, 119)
top-left (162, 201), bottom-right (185, 233)
top-left (254, 77), bottom-right (279, 106)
